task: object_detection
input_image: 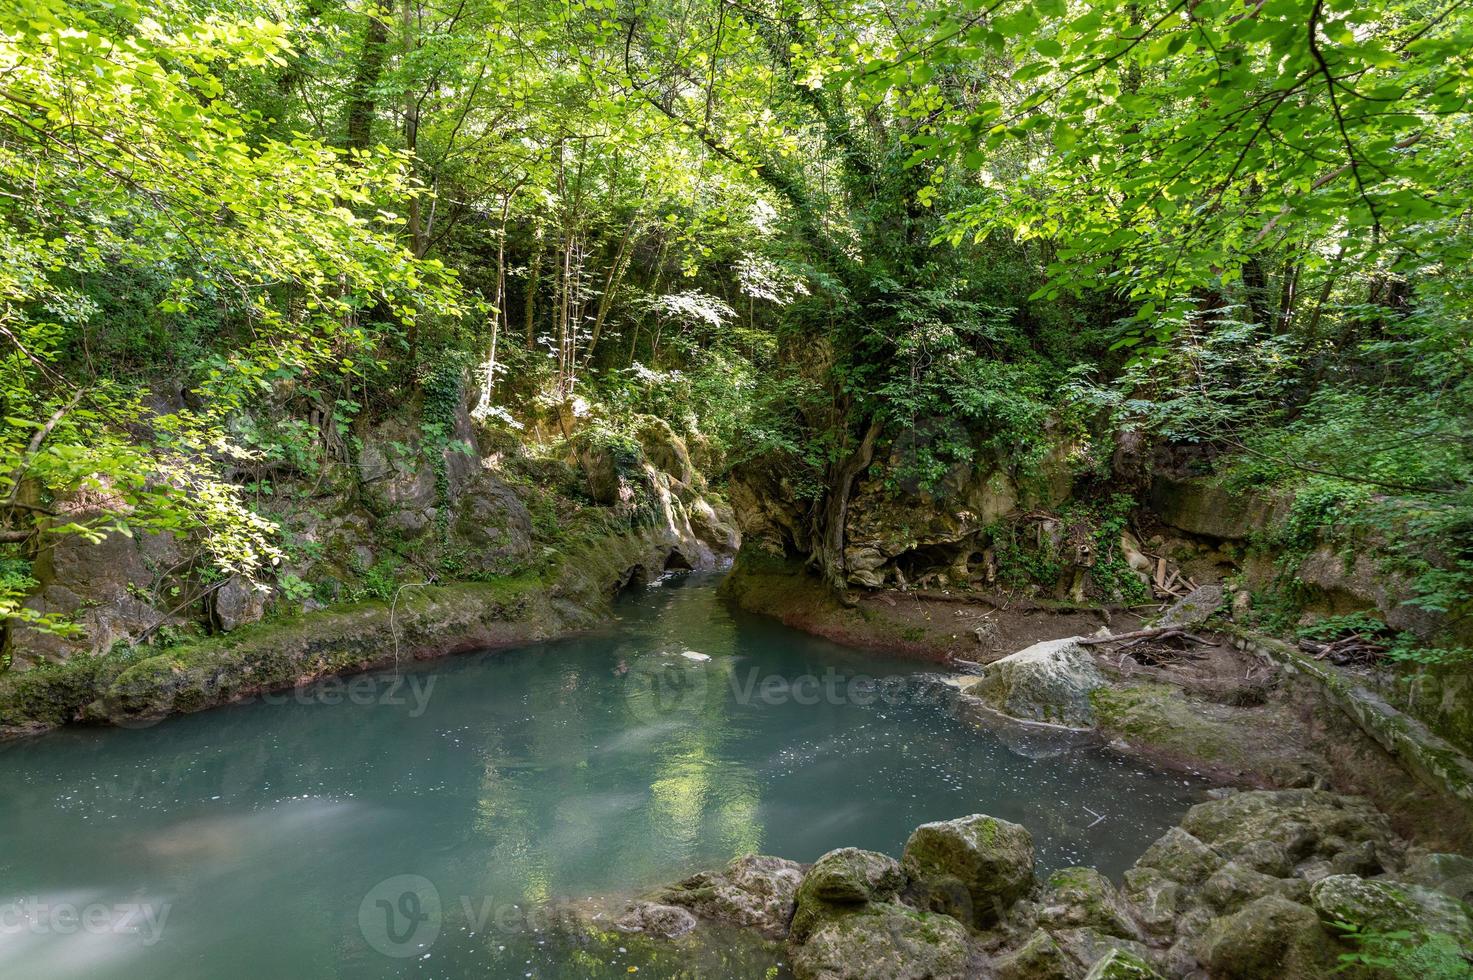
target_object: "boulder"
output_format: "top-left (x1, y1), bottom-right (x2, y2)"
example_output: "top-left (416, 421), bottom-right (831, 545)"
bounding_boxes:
top-left (1402, 852), bottom-right (1473, 904)
top-left (968, 638), bottom-right (1106, 730)
top-left (659, 853), bottom-right (805, 938)
top-left (211, 576), bottom-right (270, 632)
top-left (1049, 928), bottom-right (1157, 976)
top-left (902, 813), bottom-right (1035, 927)
top-left (613, 901), bottom-right (698, 939)
top-left (1199, 861), bottom-right (1308, 914)
top-left (1131, 827), bottom-right (1224, 886)
top-left (1040, 867), bottom-right (1141, 939)
top-left (790, 902), bottom-right (970, 980)
top-left (1180, 790), bottom-right (1397, 872)
top-left (994, 928), bottom-right (1081, 980)
top-left (791, 849), bottom-right (906, 942)
top-left (1309, 874), bottom-right (1473, 947)
top-left (1121, 868), bottom-right (1184, 937)
top-left (634, 416), bottom-right (695, 486)
top-left (1083, 949), bottom-right (1164, 979)
top-left (1195, 895), bottom-right (1338, 979)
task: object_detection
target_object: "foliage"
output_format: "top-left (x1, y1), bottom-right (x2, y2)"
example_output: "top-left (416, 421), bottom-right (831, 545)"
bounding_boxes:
top-left (1331, 921), bottom-right (1473, 979)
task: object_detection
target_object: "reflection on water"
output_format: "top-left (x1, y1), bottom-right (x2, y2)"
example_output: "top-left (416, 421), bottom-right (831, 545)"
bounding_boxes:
top-left (0, 572), bottom-right (1206, 978)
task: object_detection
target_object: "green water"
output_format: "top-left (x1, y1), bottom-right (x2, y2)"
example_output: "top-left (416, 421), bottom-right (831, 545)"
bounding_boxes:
top-left (0, 573), bottom-right (1205, 978)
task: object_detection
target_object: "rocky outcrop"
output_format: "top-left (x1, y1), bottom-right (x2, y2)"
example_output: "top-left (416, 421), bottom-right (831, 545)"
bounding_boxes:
top-left (966, 638), bottom-right (1106, 730)
top-left (1148, 476), bottom-right (1288, 541)
top-left (8, 487), bottom-right (186, 664)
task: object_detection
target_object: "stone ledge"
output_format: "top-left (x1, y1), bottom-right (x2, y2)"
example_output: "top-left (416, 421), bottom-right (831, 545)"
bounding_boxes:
top-left (1229, 628), bottom-right (1473, 809)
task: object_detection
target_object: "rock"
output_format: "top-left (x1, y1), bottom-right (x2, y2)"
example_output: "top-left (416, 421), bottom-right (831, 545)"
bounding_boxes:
top-left (211, 575), bottom-right (270, 632)
top-left (994, 928), bottom-right (1081, 980)
top-left (613, 901), bottom-right (698, 939)
top-left (789, 902), bottom-right (970, 980)
top-left (791, 849), bottom-right (906, 942)
top-left (1157, 584), bottom-right (1224, 629)
top-left (1148, 476), bottom-right (1287, 541)
top-left (1195, 895), bottom-right (1338, 979)
top-left (1050, 928), bottom-right (1157, 975)
top-left (802, 849), bottom-right (905, 904)
top-left (903, 813), bottom-right (1035, 927)
top-left (1180, 790), bottom-right (1396, 871)
top-left (1309, 874), bottom-right (1473, 946)
top-left (968, 638), bottom-right (1106, 729)
top-left (634, 416), bottom-right (695, 485)
top-left (1132, 827), bottom-right (1224, 886)
top-left (1041, 868), bottom-right (1141, 939)
top-left (660, 853), bottom-right (805, 938)
top-left (1199, 861), bottom-right (1308, 913)
top-left (1121, 868), bottom-right (1184, 937)
top-left (1083, 949), bottom-right (1164, 979)
top-left (1402, 852), bottom-right (1473, 903)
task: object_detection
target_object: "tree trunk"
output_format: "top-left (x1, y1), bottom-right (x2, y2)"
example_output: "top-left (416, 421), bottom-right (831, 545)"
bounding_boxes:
top-left (345, 2), bottom-right (391, 153)
top-left (809, 415), bottom-right (883, 592)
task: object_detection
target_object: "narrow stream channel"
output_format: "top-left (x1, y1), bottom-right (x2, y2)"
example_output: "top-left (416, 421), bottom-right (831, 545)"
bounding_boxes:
top-left (0, 573), bottom-right (1205, 978)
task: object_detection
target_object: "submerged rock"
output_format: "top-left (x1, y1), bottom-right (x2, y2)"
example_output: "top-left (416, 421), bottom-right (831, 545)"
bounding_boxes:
top-left (612, 901), bottom-right (698, 939)
top-left (902, 813), bottom-right (1035, 927)
top-left (790, 902), bottom-right (970, 980)
top-left (659, 853), bottom-right (804, 938)
top-left (968, 637), bottom-right (1106, 730)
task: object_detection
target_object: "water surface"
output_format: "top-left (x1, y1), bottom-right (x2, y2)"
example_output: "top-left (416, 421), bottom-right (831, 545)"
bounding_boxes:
top-left (0, 573), bottom-right (1205, 978)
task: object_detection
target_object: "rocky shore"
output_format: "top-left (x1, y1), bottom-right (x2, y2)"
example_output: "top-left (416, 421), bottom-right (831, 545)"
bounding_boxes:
top-left (590, 789), bottom-right (1473, 979)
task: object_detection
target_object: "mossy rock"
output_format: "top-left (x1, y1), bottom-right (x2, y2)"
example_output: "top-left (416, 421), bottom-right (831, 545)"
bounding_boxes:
top-left (791, 848), bottom-right (905, 942)
top-left (902, 813), bottom-right (1035, 927)
top-left (1083, 949), bottom-right (1165, 979)
top-left (994, 927), bottom-right (1080, 980)
top-left (970, 638), bottom-right (1105, 730)
top-left (1196, 895), bottom-right (1339, 979)
top-left (1181, 790), bottom-right (1396, 872)
top-left (1121, 867), bottom-right (1185, 938)
top-left (1310, 874), bottom-right (1473, 948)
top-left (789, 902), bottom-right (970, 980)
top-left (1088, 683), bottom-right (1243, 766)
top-left (1199, 861), bottom-right (1309, 914)
top-left (1041, 867), bottom-right (1141, 939)
top-left (1132, 827), bottom-right (1224, 887)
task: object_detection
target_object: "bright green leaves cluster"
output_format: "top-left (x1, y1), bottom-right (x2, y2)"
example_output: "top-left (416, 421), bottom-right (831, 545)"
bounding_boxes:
top-left (0, 0), bottom-right (468, 622)
top-left (849, 0), bottom-right (1473, 329)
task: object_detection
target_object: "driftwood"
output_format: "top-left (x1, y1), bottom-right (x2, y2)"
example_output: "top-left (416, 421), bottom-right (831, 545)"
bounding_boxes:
top-left (1297, 636), bottom-right (1386, 666)
top-left (1078, 626), bottom-right (1210, 647)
